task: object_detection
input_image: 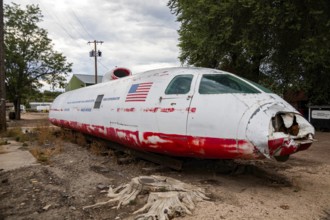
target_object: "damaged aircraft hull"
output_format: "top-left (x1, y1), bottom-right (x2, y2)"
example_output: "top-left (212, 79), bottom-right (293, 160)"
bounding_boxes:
top-left (49, 67), bottom-right (314, 161)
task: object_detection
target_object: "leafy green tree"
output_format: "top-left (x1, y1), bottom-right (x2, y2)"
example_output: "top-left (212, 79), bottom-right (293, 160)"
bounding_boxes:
top-left (168, 0), bottom-right (330, 104)
top-left (25, 90), bottom-right (62, 106)
top-left (4, 3), bottom-right (72, 119)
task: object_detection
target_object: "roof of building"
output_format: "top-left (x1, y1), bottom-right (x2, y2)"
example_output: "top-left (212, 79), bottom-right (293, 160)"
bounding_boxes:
top-left (74, 74), bottom-right (103, 84)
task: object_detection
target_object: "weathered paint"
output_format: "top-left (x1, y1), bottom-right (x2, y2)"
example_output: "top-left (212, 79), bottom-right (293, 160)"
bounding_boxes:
top-left (49, 118), bottom-right (262, 159)
top-left (49, 67), bottom-right (315, 161)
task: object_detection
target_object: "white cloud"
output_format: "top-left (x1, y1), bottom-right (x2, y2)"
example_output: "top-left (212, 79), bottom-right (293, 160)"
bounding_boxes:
top-left (4, 0), bottom-right (181, 86)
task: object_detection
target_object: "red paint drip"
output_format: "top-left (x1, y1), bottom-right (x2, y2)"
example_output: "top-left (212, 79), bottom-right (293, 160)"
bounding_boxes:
top-left (143, 107), bottom-right (159, 113)
top-left (160, 108), bottom-right (175, 113)
top-left (141, 107), bottom-right (197, 113)
top-left (186, 107), bottom-right (196, 113)
top-left (117, 108), bottom-right (136, 112)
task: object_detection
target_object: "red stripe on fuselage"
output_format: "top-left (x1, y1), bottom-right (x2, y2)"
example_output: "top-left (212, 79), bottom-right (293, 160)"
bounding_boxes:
top-left (49, 118), bottom-right (263, 159)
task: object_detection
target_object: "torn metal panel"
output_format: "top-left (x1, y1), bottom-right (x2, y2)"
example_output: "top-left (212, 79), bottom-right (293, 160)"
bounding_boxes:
top-left (246, 100), bottom-right (314, 160)
top-left (281, 113), bottom-right (295, 128)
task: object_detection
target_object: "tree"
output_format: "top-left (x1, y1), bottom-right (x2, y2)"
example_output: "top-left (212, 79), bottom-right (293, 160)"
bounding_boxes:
top-left (24, 90), bottom-right (62, 107)
top-left (168, 0), bottom-right (330, 104)
top-left (4, 3), bottom-right (72, 119)
top-left (0, 0), bottom-right (6, 131)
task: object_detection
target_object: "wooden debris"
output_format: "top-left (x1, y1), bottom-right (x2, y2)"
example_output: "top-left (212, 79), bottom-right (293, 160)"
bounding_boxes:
top-left (83, 175), bottom-right (209, 220)
top-left (141, 166), bottom-right (169, 174)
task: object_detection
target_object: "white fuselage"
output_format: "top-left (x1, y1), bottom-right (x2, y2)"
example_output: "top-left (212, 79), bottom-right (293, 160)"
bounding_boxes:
top-left (49, 67), bottom-right (314, 160)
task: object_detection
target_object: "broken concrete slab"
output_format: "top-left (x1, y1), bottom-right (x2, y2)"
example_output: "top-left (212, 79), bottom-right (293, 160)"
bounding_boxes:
top-left (0, 141), bottom-right (38, 172)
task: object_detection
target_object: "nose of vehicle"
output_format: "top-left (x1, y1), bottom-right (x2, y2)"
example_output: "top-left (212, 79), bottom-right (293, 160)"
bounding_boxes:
top-left (245, 103), bottom-right (315, 161)
top-left (267, 112), bottom-right (314, 161)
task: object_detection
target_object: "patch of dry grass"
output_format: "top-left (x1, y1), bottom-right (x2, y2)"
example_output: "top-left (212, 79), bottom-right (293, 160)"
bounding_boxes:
top-left (57, 129), bottom-right (112, 156)
top-left (55, 129), bottom-right (112, 156)
top-left (75, 132), bottom-right (88, 147)
top-left (55, 128), bottom-right (72, 141)
top-left (2, 124), bottom-right (112, 163)
top-left (0, 125), bottom-right (96, 164)
top-left (90, 141), bottom-right (108, 156)
top-left (55, 129), bottom-right (89, 147)
top-left (0, 138), bottom-right (9, 146)
top-left (30, 143), bottom-right (63, 163)
top-left (0, 128), bottom-right (30, 142)
top-left (28, 126), bottom-right (64, 163)
top-left (33, 127), bottom-right (58, 145)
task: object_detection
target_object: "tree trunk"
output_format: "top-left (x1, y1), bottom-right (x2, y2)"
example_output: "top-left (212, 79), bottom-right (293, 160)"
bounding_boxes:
top-left (14, 97), bottom-right (21, 120)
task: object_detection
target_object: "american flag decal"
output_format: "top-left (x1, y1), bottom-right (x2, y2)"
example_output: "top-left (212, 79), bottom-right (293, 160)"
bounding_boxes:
top-left (125, 82), bottom-right (153, 102)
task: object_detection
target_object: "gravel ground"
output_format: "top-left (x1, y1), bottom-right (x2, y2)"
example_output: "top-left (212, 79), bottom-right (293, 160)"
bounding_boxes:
top-left (0, 113), bottom-right (329, 220)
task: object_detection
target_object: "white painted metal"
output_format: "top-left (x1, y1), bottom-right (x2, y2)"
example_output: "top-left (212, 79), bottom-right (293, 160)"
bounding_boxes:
top-left (49, 67), bottom-right (315, 160)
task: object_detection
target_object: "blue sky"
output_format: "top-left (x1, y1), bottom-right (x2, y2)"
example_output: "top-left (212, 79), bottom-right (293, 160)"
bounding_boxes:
top-left (4, 0), bottom-right (181, 89)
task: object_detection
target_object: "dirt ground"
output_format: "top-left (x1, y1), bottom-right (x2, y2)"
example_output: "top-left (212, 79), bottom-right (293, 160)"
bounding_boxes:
top-left (0, 113), bottom-right (330, 220)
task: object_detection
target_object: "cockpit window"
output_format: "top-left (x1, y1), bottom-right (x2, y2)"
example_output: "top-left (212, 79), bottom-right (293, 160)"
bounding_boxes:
top-left (199, 74), bottom-right (260, 94)
top-left (165, 75), bottom-right (193, 95)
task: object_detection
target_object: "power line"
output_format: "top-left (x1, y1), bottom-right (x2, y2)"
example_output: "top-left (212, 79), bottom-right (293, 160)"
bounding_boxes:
top-left (97, 59), bottom-right (110, 72)
top-left (32, 1), bottom-right (107, 78)
top-left (36, 0), bottom-right (77, 43)
top-left (64, 14), bottom-right (87, 40)
top-left (71, 9), bottom-right (95, 40)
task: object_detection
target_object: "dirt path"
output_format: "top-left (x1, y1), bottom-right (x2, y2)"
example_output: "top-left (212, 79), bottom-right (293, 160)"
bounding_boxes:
top-left (0, 113), bottom-right (329, 220)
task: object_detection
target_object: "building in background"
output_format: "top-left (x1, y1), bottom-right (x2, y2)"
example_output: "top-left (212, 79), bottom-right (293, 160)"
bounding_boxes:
top-left (29, 102), bottom-right (52, 112)
top-left (65, 74), bottom-right (103, 91)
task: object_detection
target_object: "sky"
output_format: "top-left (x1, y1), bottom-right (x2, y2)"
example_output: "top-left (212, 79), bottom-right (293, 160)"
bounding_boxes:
top-left (3, 0), bottom-right (182, 89)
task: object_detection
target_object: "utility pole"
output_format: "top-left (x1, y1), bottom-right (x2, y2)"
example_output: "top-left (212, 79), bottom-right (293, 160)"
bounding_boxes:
top-left (0, 0), bottom-right (6, 132)
top-left (88, 40), bottom-right (103, 84)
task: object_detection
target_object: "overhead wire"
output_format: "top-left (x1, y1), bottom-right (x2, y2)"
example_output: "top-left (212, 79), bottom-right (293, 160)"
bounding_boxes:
top-left (35, 0), bottom-right (78, 43)
top-left (64, 14), bottom-right (88, 41)
top-left (71, 9), bottom-right (95, 40)
top-left (67, 8), bottom-right (109, 73)
top-left (98, 59), bottom-right (110, 72)
top-left (35, 0), bottom-right (97, 46)
top-left (30, 0), bottom-right (109, 75)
